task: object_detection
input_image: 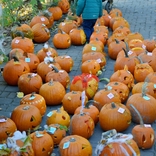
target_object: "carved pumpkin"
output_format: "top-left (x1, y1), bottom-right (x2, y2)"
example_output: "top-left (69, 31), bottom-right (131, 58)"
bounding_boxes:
top-left (106, 81), bottom-right (130, 103)
top-left (30, 131), bottom-right (54, 156)
top-left (54, 55), bottom-right (74, 73)
top-left (18, 73), bottom-right (43, 94)
top-left (3, 57), bottom-right (30, 86)
top-left (44, 124), bottom-right (67, 146)
top-left (46, 107), bottom-right (70, 127)
top-left (59, 135), bottom-right (92, 156)
top-left (32, 23), bottom-right (50, 43)
top-left (58, 0), bottom-right (70, 13)
top-left (9, 48), bottom-right (24, 60)
top-left (146, 72), bottom-right (156, 83)
top-left (69, 28), bottom-right (86, 45)
top-left (70, 73), bottom-right (99, 99)
top-left (37, 42), bottom-right (58, 62)
top-left (81, 59), bottom-right (101, 76)
top-left (143, 39), bottom-right (156, 52)
top-left (89, 38), bottom-right (104, 51)
top-left (130, 104), bottom-right (155, 149)
top-left (11, 104), bottom-right (42, 131)
top-left (69, 112), bottom-right (95, 139)
top-left (113, 26), bottom-right (131, 36)
top-left (20, 92), bottom-right (46, 116)
top-left (95, 130), bottom-right (140, 156)
top-left (0, 116), bottom-right (17, 143)
top-left (62, 91), bottom-right (88, 115)
top-left (39, 80), bottom-right (66, 105)
top-left (53, 29), bottom-right (71, 49)
top-left (99, 102), bottom-right (131, 132)
top-left (128, 39), bottom-right (144, 49)
top-left (110, 65), bottom-right (134, 90)
top-left (126, 84), bottom-right (156, 124)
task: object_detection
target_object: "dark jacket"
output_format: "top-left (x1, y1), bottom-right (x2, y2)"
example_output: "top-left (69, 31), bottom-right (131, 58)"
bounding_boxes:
top-left (76, 0), bottom-right (103, 20)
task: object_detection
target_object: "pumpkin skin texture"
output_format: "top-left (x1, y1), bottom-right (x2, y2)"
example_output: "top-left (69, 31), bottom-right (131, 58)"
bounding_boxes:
top-left (48, 6), bottom-right (62, 21)
top-left (59, 135), bottom-right (92, 156)
top-left (0, 116), bottom-right (17, 143)
top-left (53, 31), bottom-right (71, 49)
top-left (44, 124), bottom-right (66, 146)
top-left (62, 91), bottom-right (88, 115)
top-left (46, 107), bottom-right (70, 127)
top-left (99, 102), bottom-right (131, 132)
top-left (32, 23), bottom-right (50, 43)
top-left (39, 80), bottom-right (66, 105)
top-left (20, 93), bottom-right (46, 116)
top-left (3, 58), bottom-right (30, 86)
top-left (69, 112), bottom-right (95, 139)
top-left (11, 36), bottom-right (34, 53)
top-left (30, 131), bottom-right (54, 156)
top-left (126, 93), bottom-right (156, 124)
top-left (11, 104), bottom-right (42, 131)
top-left (58, 0), bottom-right (70, 14)
top-left (18, 73), bottom-right (43, 95)
top-left (93, 88), bottom-right (121, 111)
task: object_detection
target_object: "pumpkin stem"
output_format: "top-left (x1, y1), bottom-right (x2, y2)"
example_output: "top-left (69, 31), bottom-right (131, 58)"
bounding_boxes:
top-left (14, 31), bottom-right (25, 39)
top-left (122, 48), bottom-right (129, 58)
top-left (29, 92), bottom-right (36, 100)
top-left (99, 77), bottom-right (110, 82)
top-left (141, 78), bottom-right (149, 97)
top-left (130, 104), bottom-right (144, 127)
top-left (23, 105), bottom-right (30, 110)
top-left (114, 38), bottom-right (119, 44)
top-left (111, 102), bottom-right (116, 108)
top-left (85, 100), bottom-right (99, 109)
top-left (52, 65), bottom-right (59, 73)
top-left (48, 79), bottom-right (54, 86)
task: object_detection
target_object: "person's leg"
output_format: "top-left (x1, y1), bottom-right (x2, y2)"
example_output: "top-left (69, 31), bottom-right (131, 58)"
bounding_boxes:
top-left (82, 19), bottom-right (97, 42)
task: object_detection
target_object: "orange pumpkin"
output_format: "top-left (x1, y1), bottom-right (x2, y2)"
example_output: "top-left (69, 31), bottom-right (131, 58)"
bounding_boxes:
top-left (48, 6), bottom-right (62, 21)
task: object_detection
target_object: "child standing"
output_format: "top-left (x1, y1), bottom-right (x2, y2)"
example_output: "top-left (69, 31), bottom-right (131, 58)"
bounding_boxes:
top-left (76, 0), bottom-right (103, 43)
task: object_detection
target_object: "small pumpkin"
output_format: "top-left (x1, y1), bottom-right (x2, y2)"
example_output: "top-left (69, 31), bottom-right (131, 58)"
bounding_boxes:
top-left (130, 104), bottom-right (155, 149)
top-left (62, 91), bottom-right (88, 115)
top-left (46, 107), bottom-right (70, 127)
top-left (69, 112), bottom-right (95, 139)
top-left (58, 0), bottom-right (70, 14)
top-left (70, 73), bottom-right (99, 99)
top-left (44, 124), bottom-right (67, 146)
top-left (48, 6), bottom-right (62, 21)
top-left (30, 131), bottom-right (54, 156)
top-left (53, 29), bottom-right (71, 49)
top-left (0, 116), bottom-right (17, 143)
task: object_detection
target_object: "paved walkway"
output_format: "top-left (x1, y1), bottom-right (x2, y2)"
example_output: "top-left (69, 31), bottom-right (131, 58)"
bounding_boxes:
top-left (0, 0), bottom-right (156, 155)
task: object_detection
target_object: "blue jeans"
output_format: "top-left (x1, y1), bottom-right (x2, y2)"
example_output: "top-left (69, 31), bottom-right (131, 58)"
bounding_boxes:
top-left (82, 19), bottom-right (97, 42)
